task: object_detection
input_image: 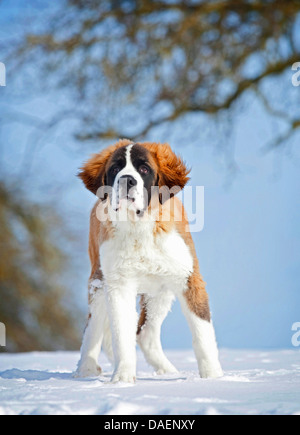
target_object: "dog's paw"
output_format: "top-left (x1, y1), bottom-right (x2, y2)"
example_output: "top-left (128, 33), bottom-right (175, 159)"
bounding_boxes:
top-left (156, 363), bottom-right (178, 375)
top-left (199, 363), bottom-right (223, 379)
top-left (111, 366), bottom-right (136, 384)
top-left (73, 361), bottom-right (102, 379)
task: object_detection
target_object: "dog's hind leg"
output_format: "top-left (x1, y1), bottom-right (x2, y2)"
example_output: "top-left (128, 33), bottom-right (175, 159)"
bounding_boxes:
top-left (137, 292), bottom-right (178, 375)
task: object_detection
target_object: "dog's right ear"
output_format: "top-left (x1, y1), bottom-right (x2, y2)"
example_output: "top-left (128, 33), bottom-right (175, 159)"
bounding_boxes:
top-left (78, 151), bottom-right (109, 196)
top-left (78, 139), bottom-right (132, 197)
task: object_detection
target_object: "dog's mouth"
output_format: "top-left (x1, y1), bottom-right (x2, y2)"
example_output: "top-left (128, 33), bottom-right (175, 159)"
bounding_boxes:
top-left (126, 196), bottom-right (135, 203)
top-left (114, 195), bottom-right (144, 217)
top-left (118, 195), bottom-right (135, 205)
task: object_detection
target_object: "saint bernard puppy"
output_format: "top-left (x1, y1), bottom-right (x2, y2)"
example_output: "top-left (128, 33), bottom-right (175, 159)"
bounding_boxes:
top-left (75, 139), bottom-right (223, 383)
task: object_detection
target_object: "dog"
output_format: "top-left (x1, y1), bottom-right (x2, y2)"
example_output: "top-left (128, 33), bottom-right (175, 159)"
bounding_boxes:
top-left (75, 139), bottom-right (223, 383)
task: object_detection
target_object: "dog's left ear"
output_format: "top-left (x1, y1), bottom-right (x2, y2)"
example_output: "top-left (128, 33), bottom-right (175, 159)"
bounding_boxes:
top-left (143, 142), bottom-right (190, 192)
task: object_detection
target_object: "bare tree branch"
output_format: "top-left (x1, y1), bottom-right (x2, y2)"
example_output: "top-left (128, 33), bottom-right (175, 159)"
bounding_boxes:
top-left (3, 0), bottom-right (300, 150)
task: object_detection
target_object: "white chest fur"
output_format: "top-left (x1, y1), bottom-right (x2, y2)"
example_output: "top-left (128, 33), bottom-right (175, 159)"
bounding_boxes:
top-left (100, 221), bottom-right (194, 294)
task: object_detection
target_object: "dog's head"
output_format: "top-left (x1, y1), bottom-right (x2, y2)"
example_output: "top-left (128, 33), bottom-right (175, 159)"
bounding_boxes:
top-left (78, 139), bottom-right (190, 216)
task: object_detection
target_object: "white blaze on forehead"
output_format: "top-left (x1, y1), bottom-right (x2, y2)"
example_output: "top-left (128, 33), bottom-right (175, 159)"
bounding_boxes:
top-left (125, 144), bottom-right (134, 168)
top-left (122, 144), bottom-right (141, 177)
top-left (111, 144), bottom-right (145, 212)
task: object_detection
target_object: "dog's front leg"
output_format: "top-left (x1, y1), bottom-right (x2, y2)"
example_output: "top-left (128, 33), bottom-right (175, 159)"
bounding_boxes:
top-left (105, 280), bottom-right (138, 383)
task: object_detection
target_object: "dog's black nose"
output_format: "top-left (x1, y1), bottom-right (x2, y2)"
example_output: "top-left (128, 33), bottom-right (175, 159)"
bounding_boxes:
top-left (119, 175), bottom-right (137, 190)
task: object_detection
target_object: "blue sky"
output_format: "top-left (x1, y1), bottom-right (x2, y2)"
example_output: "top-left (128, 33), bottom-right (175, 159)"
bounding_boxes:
top-left (0, 0), bottom-right (300, 350)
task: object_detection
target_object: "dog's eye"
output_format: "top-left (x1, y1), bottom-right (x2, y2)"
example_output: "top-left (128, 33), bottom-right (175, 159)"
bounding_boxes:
top-left (139, 165), bottom-right (150, 175)
top-left (111, 166), bottom-right (120, 176)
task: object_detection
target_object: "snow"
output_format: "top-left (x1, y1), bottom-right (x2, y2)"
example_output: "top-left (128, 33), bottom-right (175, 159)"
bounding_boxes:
top-left (0, 349), bottom-right (299, 415)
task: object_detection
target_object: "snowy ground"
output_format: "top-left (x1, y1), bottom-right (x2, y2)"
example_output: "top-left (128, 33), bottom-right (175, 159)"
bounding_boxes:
top-left (0, 349), bottom-right (299, 415)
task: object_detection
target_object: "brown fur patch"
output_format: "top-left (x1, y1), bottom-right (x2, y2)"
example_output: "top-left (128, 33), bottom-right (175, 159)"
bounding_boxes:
top-left (140, 142), bottom-right (190, 191)
top-left (87, 200), bottom-right (115, 303)
top-left (173, 198), bottom-right (211, 322)
top-left (185, 273), bottom-right (211, 322)
top-left (152, 195), bottom-right (186, 236)
top-left (78, 139), bottom-right (132, 195)
top-left (137, 296), bottom-right (147, 335)
top-left (89, 201), bottom-right (102, 279)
